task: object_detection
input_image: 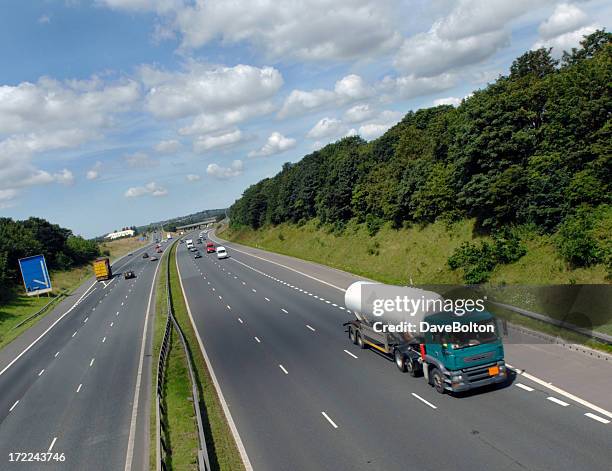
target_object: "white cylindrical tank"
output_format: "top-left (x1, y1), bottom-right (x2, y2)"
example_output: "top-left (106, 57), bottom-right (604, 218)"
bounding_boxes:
top-left (345, 281), bottom-right (445, 331)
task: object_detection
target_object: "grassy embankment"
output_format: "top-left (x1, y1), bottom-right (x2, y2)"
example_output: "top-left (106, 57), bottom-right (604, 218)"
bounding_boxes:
top-left (150, 241), bottom-right (244, 471)
top-left (221, 219), bottom-right (611, 352)
top-left (0, 236), bottom-right (147, 351)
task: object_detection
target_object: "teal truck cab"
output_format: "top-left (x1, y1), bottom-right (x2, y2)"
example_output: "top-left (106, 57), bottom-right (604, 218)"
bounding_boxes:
top-left (344, 282), bottom-right (507, 395)
top-left (417, 310), bottom-right (506, 393)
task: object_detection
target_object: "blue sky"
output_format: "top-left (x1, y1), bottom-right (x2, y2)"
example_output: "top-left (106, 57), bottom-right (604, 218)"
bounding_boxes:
top-left (0, 0), bottom-right (610, 237)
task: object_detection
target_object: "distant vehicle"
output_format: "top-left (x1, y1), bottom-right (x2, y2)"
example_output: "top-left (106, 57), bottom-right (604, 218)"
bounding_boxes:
top-left (194, 252), bottom-right (202, 259)
top-left (93, 257), bottom-right (112, 281)
top-left (150, 256), bottom-right (158, 261)
top-left (156, 248), bottom-right (163, 253)
top-left (186, 239), bottom-right (194, 249)
top-left (206, 242), bottom-right (216, 254)
top-left (124, 270), bottom-right (136, 279)
top-left (167, 234), bottom-right (172, 240)
top-left (127, 253), bottom-right (133, 256)
top-left (216, 246), bottom-right (228, 259)
top-left (142, 253), bottom-right (149, 259)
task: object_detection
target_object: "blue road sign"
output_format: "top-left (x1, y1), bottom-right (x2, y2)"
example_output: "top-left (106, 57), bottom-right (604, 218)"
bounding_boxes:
top-left (18, 254), bottom-right (52, 296)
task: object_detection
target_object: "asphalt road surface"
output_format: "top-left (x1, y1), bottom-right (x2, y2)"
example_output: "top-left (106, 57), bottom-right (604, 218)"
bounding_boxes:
top-left (177, 233), bottom-right (611, 471)
top-left (0, 242), bottom-right (162, 471)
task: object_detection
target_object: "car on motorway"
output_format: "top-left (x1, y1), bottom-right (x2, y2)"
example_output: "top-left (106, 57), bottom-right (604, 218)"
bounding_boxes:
top-left (216, 246), bottom-right (228, 259)
top-left (194, 251), bottom-right (202, 259)
top-left (206, 242), bottom-right (215, 253)
top-left (142, 252), bottom-right (149, 259)
top-left (123, 270), bottom-right (136, 279)
top-left (150, 256), bottom-right (158, 261)
top-left (156, 248), bottom-right (163, 253)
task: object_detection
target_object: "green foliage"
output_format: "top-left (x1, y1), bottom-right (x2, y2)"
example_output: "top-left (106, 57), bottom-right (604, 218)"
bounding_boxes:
top-left (0, 217), bottom-right (100, 290)
top-left (229, 31), bottom-right (611, 269)
top-left (556, 205), bottom-right (611, 269)
top-left (448, 229), bottom-right (527, 284)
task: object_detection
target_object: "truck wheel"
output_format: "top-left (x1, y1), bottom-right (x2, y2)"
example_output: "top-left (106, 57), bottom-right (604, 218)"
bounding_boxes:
top-left (405, 357), bottom-right (419, 377)
top-left (430, 368), bottom-right (446, 394)
top-left (348, 326), bottom-right (357, 345)
top-left (356, 333), bottom-right (367, 349)
top-left (394, 350), bottom-right (407, 372)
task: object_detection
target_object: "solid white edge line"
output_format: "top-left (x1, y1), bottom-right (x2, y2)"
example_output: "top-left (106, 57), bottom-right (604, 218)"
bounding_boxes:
top-left (176, 241), bottom-right (254, 471)
top-left (411, 392), bottom-right (438, 409)
top-left (123, 246), bottom-right (162, 471)
top-left (321, 411), bottom-right (338, 429)
top-left (547, 396), bottom-right (570, 407)
top-left (507, 363), bottom-right (612, 419)
top-left (584, 412), bottom-right (610, 424)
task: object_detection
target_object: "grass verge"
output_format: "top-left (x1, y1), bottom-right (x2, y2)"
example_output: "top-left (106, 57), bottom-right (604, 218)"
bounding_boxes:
top-left (154, 241), bottom-right (245, 471)
top-left (0, 236), bottom-right (148, 351)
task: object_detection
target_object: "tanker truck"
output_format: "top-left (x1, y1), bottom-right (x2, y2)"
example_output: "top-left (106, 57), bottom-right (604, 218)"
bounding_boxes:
top-left (343, 282), bottom-right (507, 394)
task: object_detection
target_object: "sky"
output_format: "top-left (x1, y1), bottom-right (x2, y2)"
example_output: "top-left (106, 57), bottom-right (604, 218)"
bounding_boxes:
top-left (0, 0), bottom-right (610, 238)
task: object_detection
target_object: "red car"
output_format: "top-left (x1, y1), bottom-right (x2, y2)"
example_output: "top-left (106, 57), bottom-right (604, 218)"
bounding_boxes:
top-left (206, 241), bottom-right (215, 253)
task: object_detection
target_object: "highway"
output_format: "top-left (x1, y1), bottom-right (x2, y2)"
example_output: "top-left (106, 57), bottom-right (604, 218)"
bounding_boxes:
top-left (0, 241), bottom-right (162, 470)
top-left (177, 232), bottom-right (612, 471)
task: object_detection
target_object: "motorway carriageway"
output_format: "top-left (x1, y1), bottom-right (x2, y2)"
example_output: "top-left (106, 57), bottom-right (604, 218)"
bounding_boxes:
top-left (0, 242), bottom-right (160, 471)
top-left (178, 235), bottom-right (611, 471)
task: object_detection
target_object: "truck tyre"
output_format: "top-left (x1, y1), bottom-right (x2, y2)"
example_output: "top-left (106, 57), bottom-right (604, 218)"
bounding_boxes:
top-left (430, 368), bottom-right (446, 394)
top-left (349, 326), bottom-right (357, 345)
top-left (394, 350), bottom-right (407, 372)
top-left (405, 356), bottom-right (419, 377)
top-left (356, 332), bottom-right (367, 349)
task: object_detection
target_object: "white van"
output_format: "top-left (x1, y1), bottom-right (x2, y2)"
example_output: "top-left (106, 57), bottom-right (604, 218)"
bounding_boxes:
top-left (216, 246), bottom-right (228, 259)
top-left (186, 239), bottom-right (193, 249)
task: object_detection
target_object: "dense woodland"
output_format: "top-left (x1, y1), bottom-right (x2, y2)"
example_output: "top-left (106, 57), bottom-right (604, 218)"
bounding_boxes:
top-left (0, 217), bottom-right (100, 296)
top-left (230, 31), bottom-right (611, 281)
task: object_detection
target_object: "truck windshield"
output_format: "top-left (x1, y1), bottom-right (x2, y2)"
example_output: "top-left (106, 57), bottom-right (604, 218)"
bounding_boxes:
top-left (444, 319), bottom-right (499, 350)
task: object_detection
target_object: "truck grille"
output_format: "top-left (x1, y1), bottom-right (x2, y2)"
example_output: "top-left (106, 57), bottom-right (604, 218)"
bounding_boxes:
top-left (462, 362), bottom-right (498, 382)
top-left (463, 351), bottom-right (494, 363)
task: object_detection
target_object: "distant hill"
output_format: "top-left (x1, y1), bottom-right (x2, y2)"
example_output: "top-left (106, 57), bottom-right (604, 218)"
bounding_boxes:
top-left (137, 208), bottom-right (227, 234)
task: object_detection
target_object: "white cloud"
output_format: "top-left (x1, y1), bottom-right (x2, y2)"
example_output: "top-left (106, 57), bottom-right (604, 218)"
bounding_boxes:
top-left (344, 104), bottom-right (376, 123)
top-left (248, 132), bottom-right (296, 158)
top-left (206, 160), bottom-right (244, 180)
top-left (380, 73), bottom-right (457, 99)
top-left (169, 0), bottom-right (402, 61)
top-left (124, 181), bottom-right (168, 198)
top-left (306, 118), bottom-right (347, 140)
top-left (154, 139), bottom-right (181, 153)
top-left (395, 25), bottom-right (509, 77)
top-left (0, 77), bottom-right (139, 135)
top-left (179, 101), bottom-right (274, 136)
top-left (125, 151), bottom-right (158, 168)
top-left (186, 174), bottom-right (201, 182)
top-left (193, 129), bottom-right (244, 153)
top-left (435, 0), bottom-right (556, 41)
top-left (538, 3), bottom-right (589, 39)
top-left (279, 74), bottom-right (373, 118)
top-left (54, 169), bottom-right (75, 185)
top-left (347, 109), bottom-right (403, 140)
top-left (142, 63), bottom-right (283, 120)
top-left (434, 96), bottom-right (462, 106)
top-left (38, 15), bottom-right (51, 24)
top-left (86, 161), bottom-right (102, 180)
top-left (533, 4), bottom-right (598, 55)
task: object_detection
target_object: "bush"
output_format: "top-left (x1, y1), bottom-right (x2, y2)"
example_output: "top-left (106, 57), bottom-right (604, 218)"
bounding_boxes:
top-left (365, 214), bottom-right (383, 236)
top-left (448, 229), bottom-right (527, 283)
top-left (556, 204), bottom-right (610, 268)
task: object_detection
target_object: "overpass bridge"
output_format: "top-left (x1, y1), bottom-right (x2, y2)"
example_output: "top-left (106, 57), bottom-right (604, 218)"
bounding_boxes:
top-left (176, 217), bottom-right (217, 231)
